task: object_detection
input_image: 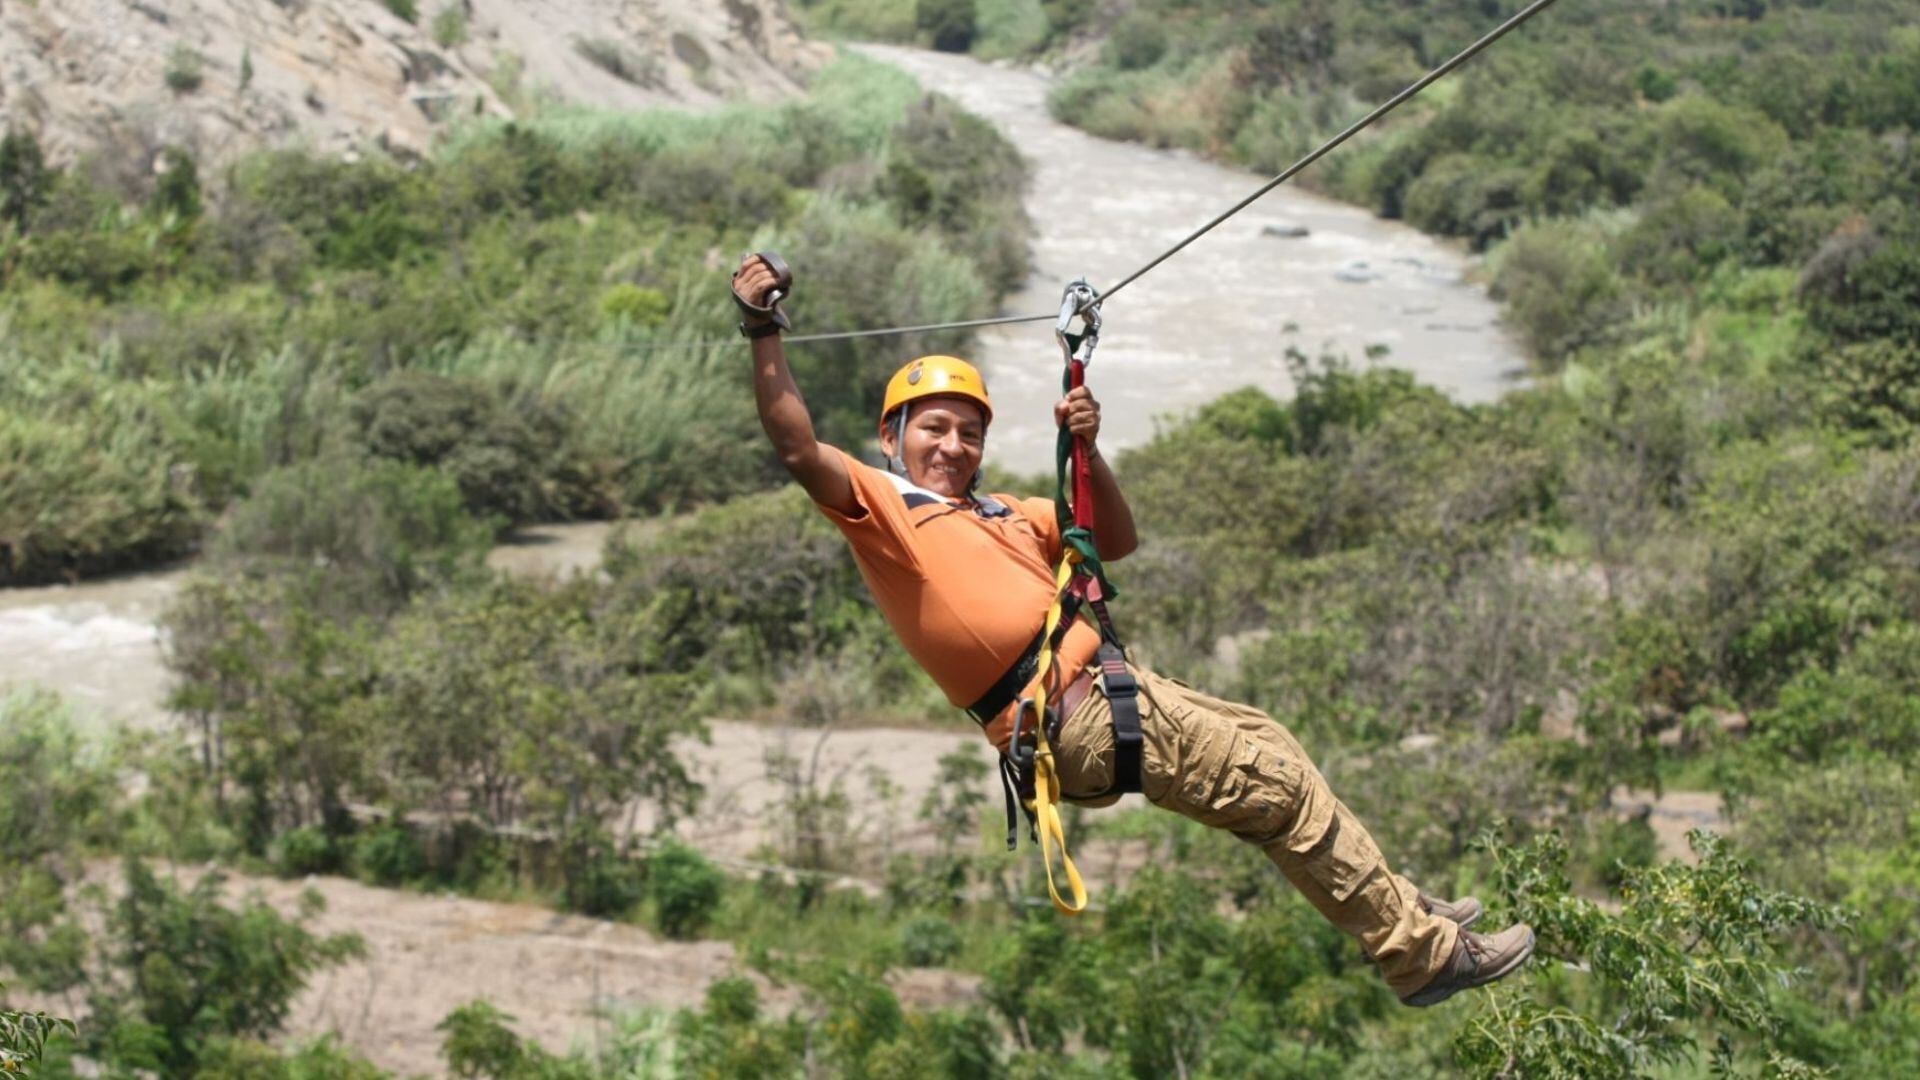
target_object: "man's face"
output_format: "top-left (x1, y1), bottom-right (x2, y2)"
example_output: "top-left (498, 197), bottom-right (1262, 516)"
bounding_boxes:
top-left (881, 397), bottom-right (986, 498)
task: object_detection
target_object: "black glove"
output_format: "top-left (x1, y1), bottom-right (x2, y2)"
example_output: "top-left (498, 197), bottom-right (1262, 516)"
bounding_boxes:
top-left (731, 251), bottom-right (793, 339)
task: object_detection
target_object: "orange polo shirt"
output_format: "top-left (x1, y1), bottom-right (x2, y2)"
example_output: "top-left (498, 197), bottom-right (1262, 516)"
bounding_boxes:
top-left (818, 448), bottom-right (1102, 750)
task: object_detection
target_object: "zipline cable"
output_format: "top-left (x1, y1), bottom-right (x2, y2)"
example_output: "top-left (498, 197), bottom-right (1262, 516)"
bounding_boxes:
top-left (640, 0), bottom-right (1562, 350)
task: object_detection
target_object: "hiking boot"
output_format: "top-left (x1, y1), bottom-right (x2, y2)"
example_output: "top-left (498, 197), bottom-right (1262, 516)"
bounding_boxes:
top-left (1400, 924), bottom-right (1536, 1007)
top-left (1419, 892), bottom-right (1483, 929)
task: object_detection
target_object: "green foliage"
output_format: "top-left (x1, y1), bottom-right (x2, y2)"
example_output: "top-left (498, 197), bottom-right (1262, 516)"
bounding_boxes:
top-left (83, 860), bottom-right (364, 1076)
top-left (432, 5), bottom-right (470, 48)
top-left (562, 829), bottom-right (644, 918)
top-left (917, 0), bottom-right (978, 53)
top-left (646, 840), bottom-right (725, 939)
top-left (216, 455), bottom-right (495, 601)
top-left (353, 821), bottom-right (427, 886)
top-left (269, 824), bottom-right (339, 877)
top-left (0, 989), bottom-right (75, 1078)
top-left (896, 913), bottom-right (962, 967)
top-left (595, 282), bottom-right (670, 328)
top-left (383, 0), bottom-right (418, 23)
top-left (1488, 218), bottom-right (1624, 366)
top-left (0, 55), bottom-right (1029, 579)
top-left (0, 128), bottom-right (49, 231)
top-left (350, 371), bottom-right (556, 525)
top-left (1458, 830), bottom-right (1842, 1077)
top-left (164, 45), bottom-right (205, 93)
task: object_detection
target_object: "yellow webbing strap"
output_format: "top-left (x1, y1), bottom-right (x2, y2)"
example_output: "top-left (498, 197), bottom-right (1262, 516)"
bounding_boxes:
top-left (1026, 549), bottom-right (1089, 914)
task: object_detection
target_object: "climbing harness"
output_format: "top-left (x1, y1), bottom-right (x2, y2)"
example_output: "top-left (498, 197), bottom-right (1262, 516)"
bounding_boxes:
top-left (977, 280), bottom-right (1145, 916)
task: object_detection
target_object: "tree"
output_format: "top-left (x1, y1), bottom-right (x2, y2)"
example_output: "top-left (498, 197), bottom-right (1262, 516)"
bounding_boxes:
top-left (1456, 830), bottom-right (1842, 1077)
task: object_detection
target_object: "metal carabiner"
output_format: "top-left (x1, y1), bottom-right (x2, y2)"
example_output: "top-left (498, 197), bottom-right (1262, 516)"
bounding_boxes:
top-left (1055, 278), bottom-right (1102, 367)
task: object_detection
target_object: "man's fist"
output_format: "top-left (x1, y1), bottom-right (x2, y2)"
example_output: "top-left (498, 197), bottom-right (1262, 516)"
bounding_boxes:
top-left (1055, 385), bottom-right (1102, 447)
top-left (731, 252), bottom-right (792, 337)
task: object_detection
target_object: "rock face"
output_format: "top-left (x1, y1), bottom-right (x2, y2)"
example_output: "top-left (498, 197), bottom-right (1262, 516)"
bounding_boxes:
top-left (0, 0), bottom-right (831, 170)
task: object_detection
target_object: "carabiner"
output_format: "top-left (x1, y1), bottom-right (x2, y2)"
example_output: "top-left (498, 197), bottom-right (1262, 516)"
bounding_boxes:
top-left (1055, 279), bottom-right (1102, 366)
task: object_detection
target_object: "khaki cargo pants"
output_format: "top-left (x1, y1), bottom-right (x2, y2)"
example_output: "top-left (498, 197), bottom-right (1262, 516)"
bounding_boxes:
top-left (1051, 665), bottom-right (1457, 998)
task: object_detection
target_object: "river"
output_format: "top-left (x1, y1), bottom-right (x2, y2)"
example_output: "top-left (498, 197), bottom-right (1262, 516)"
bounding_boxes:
top-left (853, 43), bottom-right (1525, 471)
top-left (1, 47), bottom-right (1523, 738)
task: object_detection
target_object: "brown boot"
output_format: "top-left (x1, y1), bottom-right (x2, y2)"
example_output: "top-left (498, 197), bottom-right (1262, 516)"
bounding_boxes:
top-left (1400, 924), bottom-right (1535, 1007)
top-left (1418, 893), bottom-right (1483, 929)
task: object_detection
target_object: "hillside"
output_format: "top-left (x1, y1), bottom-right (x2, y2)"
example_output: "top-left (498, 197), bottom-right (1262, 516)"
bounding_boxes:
top-left (0, 0), bottom-right (829, 170)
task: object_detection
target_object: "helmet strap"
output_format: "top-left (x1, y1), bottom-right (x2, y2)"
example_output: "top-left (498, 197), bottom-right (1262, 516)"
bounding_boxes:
top-left (885, 408), bottom-right (909, 477)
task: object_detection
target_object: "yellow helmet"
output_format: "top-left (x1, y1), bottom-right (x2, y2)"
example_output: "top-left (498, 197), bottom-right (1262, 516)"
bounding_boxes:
top-left (881, 355), bottom-right (993, 424)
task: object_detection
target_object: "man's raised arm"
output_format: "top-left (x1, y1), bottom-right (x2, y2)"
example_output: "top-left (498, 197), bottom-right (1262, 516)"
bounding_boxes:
top-left (733, 254), bottom-right (856, 515)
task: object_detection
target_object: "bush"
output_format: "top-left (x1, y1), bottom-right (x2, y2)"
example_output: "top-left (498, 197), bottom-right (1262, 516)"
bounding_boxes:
top-left (269, 826), bottom-right (337, 877)
top-left (354, 822), bottom-right (427, 886)
top-left (351, 370), bottom-right (551, 525)
top-left (431, 5), bottom-right (469, 48)
top-left (216, 454), bottom-right (494, 601)
top-left (896, 913), bottom-right (962, 967)
top-left (597, 282), bottom-right (671, 328)
top-left (384, 0), bottom-right (418, 23)
top-left (916, 0), bottom-right (976, 53)
top-left (1104, 13), bottom-right (1167, 71)
top-left (563, 833), bottom-right (645, 918)
top-left (165, 45), bottom-right (205, 93)
top-left (0, 389), bottom-right (206, 586)
top-left (647, 840), bottom-right (725, 939)
top-left (0, 128), bottom-right (49, 230)
top-left (1489, 219), bottom-right (1626, 367)
top-left (85, 860), bottom-right (364, 1076)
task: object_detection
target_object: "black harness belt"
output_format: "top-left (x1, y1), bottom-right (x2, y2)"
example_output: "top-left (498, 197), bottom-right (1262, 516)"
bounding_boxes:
top-left (968, 608), bottom-right (1143, 852)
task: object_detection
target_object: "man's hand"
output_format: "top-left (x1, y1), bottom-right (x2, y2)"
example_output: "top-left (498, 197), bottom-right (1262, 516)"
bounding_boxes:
top-left (1054, 385), bottom-right (1103, 451)
top-left (733, 253), bottom-right (781, 311)
top-left (732, 252), bottom-right (791, 336)
top-left (1056, 384), bottom-right (1137, 560)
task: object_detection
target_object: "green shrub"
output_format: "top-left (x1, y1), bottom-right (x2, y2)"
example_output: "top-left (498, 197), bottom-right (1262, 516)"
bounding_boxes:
top-left (355, 822), bottom-right (427, 886)
top-left (351, 370), bottom-right (551, 525)
top-left (87, 860), bottom-right (364, 1076)
top-left (384, 0), bottom-right (418, 23)
top-left (1489, 219), bottom-right (1627, 367)
top-left (431, 5), bottom-right (469, 48)
top-left (149, 146), bottom-right (202, 221)
top-left (917, 0), bottom-right (977, 53)
top-left (216, 454), bottom-right (493, 600)
top-left (647, 840), bottom-right (724, 939)
top-left (269, 826), bottom-right (337, 877)
top-left (1103, 12), bottom-right (1166, 71)
top-left (0, 390), bottom-right (206, 586)
top-left (164, 45), bottom-right (205, 93)
top-left (896, 913), bottom-right (962, 967)
top-left (563, 833), bottom-right (645, 919)
top-left (598, 282), bottom-right (672, 328)
top-left (0, 128), bottom-right (49, 230)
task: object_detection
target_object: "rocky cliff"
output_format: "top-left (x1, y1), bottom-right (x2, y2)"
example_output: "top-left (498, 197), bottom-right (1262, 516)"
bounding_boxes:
top-left (0, 0), bottom-right (831, 170)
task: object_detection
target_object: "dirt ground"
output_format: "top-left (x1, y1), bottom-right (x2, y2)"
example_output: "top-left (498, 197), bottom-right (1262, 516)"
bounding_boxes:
top-left (247, 870), bottom-right (978, 1077)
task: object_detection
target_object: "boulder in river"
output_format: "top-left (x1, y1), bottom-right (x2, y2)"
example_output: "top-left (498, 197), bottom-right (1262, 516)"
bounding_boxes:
top-left (1335, 260), bottom-right (1379, 283)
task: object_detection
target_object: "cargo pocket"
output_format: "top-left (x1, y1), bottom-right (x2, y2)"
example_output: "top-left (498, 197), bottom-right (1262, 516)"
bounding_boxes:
top-left (1291, 814), bottom-right (1382, 903)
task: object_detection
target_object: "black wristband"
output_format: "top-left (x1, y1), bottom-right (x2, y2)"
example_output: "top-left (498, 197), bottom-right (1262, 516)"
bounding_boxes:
top-left (739, 319), bottom-right (784, 339)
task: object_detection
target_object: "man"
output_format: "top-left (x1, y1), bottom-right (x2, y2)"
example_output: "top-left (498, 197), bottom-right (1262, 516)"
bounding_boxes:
top-left (732, 254), bottom-right (1533, 1006)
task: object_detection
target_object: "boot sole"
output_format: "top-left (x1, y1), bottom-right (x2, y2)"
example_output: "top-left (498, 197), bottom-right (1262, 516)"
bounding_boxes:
top-left (1400, 927), bottom-right (1535, 1008)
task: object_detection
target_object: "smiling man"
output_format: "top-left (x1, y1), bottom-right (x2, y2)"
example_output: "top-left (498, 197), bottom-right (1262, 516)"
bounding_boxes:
top-left (733, 254), bottom-right (1534, 1007)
